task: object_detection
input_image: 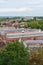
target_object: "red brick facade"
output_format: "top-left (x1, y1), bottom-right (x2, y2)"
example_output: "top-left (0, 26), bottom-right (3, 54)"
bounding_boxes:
top-left (6, 36), bottom-right (41, 42)
top-left (0, 35), bottom-right (42, 42)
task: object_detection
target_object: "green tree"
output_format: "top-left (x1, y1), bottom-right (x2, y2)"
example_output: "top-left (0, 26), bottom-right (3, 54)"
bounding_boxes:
top-left (0, 41), bottom-right (29, 65)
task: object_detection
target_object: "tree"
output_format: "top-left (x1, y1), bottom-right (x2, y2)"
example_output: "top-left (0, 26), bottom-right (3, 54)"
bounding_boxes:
top-left (0, 41), bottom-right (29, 65)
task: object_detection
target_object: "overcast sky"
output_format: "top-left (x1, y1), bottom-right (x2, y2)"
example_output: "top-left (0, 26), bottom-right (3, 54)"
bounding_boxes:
top-left (0, 0), bottom-right (43, 16)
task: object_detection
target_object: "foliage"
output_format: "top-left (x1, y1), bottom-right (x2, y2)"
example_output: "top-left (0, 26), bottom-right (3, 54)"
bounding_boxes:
top-left (24, 20), bottom-right (43, 30)
top-left (27, 47), bottom-right (43, 65)
top-left (0, 41), bottom-right (29, 65)
top-left (0, 41), bottom-right (43, 65)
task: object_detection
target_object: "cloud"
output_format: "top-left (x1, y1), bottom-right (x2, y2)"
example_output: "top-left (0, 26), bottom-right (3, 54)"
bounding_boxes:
top-left (0, 0), bottom-right (7, 3)
top-left (0, 8), bottom-right (32, 12)
top-left (28, 1), bottom-right (40, 5)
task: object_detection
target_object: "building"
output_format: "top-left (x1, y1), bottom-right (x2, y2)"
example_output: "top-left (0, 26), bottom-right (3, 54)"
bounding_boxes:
top-left (0, 27), bottom-right (42, 42)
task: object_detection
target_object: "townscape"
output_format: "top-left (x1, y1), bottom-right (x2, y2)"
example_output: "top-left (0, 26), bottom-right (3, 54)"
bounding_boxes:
top-left (0, 0), bottom-right (43, 65)
top-left (0, 16), bottom-right (43, 65)
top-left (0, 17), bottom-right (43, 47)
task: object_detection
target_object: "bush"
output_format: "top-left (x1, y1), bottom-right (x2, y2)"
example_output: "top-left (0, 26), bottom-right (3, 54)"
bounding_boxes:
top-left (27, 47), bottom-right (43, 65)
top-left (0, 41), bottom-right (29, 65)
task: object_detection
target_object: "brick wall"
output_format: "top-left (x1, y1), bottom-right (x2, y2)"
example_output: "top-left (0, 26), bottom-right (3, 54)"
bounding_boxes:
top-left (5, 36), bottom-right (41, 42)
top-left (0, 36), bottom-right (42, 42)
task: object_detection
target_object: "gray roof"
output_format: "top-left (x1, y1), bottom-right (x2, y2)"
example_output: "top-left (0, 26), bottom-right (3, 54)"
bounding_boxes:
top-left (24, 40), bottom-right (43, 44)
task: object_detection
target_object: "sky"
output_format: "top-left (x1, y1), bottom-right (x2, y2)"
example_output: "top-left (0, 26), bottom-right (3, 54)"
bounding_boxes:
top-left (0, 0), bottom-right (43, 16)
